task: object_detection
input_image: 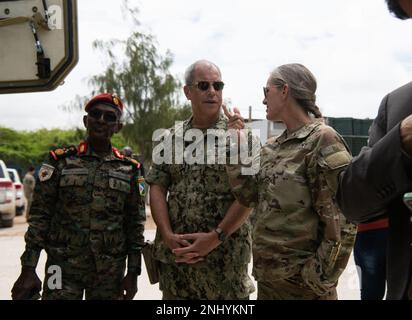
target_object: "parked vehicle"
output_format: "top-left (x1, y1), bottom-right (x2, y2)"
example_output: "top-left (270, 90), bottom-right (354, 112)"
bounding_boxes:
top-left (7, 168), bottom-right (26, 216)
top-left (0, 160), bottom-right (16, 227)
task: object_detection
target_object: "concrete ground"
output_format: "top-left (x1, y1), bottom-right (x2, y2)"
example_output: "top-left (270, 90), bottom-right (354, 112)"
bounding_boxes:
top-left (0, 210), bottom-right (360, 300)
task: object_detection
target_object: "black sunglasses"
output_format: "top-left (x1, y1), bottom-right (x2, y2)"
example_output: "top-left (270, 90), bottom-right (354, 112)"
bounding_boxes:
top-left (263, 83), bottom-right (286, 98)
top-left (191, 81), bottom-right (225, 91)
top-left (88, 109), bottom-right (119, 123)
top-left (263, 87), bottom-right (269, 98)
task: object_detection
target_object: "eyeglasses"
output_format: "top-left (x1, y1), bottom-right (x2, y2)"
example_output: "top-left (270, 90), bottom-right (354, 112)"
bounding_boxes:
top-left (191, 81), bottom-right (225, 91)
top-left (263, 87), bottom-right (270, 98)
top-left (88, 108), bottom-right (119, 123)
top-left (264, 82), bottom-right (286, 98)
top-left (263, 85), bottom-right (284, 98)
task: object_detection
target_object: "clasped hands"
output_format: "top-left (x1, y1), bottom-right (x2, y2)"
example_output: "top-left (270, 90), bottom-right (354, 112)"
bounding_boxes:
top-left (163, 231), bottom-right (221, 264)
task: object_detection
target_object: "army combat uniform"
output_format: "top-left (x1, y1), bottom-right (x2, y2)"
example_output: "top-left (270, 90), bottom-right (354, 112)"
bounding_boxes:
top-left (20, 141), bottom-right (146, 299)
top-left (227, 119), bottom-right (356, 300)
top-left (146, 115), bottom-right (255, 300)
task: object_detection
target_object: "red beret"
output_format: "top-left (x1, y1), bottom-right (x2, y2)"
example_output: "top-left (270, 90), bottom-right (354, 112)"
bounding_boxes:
top-left (84, 93), bottom-right (124, 113)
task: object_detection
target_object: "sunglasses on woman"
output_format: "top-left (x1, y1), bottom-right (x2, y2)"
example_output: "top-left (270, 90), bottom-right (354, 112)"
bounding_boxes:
top-left (263, 83), bottom-right (286, 98)
top-left (263, 87), bottom-right (270, 98)
top-left (191, 81), bottom-right (225, 91)
top-left (88, 108), bottom-right (119, 123)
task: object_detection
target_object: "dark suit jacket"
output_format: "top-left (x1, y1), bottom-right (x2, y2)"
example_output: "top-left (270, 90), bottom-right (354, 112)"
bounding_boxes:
top-left (337, 81), bottom-right (412, 300)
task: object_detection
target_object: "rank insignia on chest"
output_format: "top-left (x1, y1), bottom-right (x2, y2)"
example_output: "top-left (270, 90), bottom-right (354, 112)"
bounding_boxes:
top-left (38, 164), bottom-right (55, 182)
top-left (79, 142), bottom-right (87, 154)
top-left (138, 176), bottom-right (145, 196)
top-left (54, 149), bottom-right (65, 156)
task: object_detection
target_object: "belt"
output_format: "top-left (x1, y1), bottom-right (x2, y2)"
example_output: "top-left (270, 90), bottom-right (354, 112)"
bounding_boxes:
top-left (357, 218), bottom-right (389, 232)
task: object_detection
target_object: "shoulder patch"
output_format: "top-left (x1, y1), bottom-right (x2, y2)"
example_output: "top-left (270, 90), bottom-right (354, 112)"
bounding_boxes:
top-left (112, 147), bottom-right (124, 160)
top-left (322, 150), bottom-right (352, 170)
top-left (38, 164), bottom-right (55, 182)
top-left (55, 148), bottom-right (65, 156)
top-left (137, 175), bottom-right (146, 196)
top-left (49, 150), bottom-right (58, 161)
top-left (50, 145), bottom-right (77, 161)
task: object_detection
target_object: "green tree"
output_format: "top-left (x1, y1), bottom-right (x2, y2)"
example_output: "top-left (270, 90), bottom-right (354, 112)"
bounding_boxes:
top-left (0, 127), bottom-right (127, 170)
top-left (67, 4), bottom-right (191, 162)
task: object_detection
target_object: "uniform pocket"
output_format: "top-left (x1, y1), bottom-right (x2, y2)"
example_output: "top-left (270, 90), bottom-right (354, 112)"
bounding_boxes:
top-left (204, 164), bottom-right (231, 193)
top-left (59, 174), bottom-right (88, 187)
top-left (59, 172), bottom-right (89, 205)
top-left (106, 178), bottom-right (131, 213)
top-left (109, 178), bottom-right (131, 193)
top-left (103, 231), bottom-right (127, 257)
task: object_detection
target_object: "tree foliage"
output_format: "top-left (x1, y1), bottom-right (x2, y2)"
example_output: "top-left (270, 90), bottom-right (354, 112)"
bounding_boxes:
top-left (66, 4), bottom-right (192, 162)
top-left (0, 127), bottom-right (126, 171)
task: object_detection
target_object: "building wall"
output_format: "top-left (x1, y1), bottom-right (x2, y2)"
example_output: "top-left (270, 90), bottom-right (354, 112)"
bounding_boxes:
top-left (247, 117), bottom-right (372, 156)
top-left (325, 117), bottom-right (373, 156)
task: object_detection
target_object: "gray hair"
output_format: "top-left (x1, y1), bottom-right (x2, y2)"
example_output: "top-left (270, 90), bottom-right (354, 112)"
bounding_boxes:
top-left (269, 63), bottom-right (322, 118)
top-left (184, 60), bottom-right (222, 85)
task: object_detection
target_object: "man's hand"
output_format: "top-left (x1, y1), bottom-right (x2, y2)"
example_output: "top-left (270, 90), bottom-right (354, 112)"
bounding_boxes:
top-left (172, 231), bottom-right (221, 264)
top-left (222, 105), bottom-right (245, 130)
top-left (121, 273), bottom-right (138, 300)
top-left (401, 114), bottom-right (412, 156)
top-left (222, 105), bottom-right (247, 148)
top-left (163, 232), bottom-right (191, 251)
top-left (11, 267), bottom-right (42, 300)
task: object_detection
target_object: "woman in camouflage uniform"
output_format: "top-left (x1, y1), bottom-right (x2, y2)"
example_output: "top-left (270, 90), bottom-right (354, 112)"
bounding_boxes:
top-left (226, 63), bottom-right (356, 300)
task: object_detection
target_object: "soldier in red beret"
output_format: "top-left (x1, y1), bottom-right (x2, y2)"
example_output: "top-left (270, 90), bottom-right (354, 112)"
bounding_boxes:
top-left (12, 93), bottom-right (146, 300)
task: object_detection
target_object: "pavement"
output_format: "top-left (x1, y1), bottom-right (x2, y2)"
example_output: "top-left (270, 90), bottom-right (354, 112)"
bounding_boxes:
top-left (0, 211), bottom-right (360, 300)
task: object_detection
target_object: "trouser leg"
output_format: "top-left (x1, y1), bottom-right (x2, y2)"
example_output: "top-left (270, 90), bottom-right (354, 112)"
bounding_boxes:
top-left (85, 259), bottom-right (125, 300)
top-left (41, 258), bottom-right (84, 300)
top-left (354, 229), bottom-right (387, 300)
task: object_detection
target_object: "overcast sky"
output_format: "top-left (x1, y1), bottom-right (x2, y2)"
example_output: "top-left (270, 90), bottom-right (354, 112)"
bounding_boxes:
top-left (1, 0), bottom-right (412, 131)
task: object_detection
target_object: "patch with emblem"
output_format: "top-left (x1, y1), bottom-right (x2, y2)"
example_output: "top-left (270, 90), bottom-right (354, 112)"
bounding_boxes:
top-left (38, 164), bottom-right (56, 182)
top-left (138, 176), bottom-right (145, 196)
top-left (78, 142), bottom-right (87, 154)
top-left (55, 149), bottom-right (65, 156)
top-left (323, 151), bottom-right (351, 169)
top-left (113, 96), bottom-right (120, 106)
top-left (113, 148), bottom-right (124, 160)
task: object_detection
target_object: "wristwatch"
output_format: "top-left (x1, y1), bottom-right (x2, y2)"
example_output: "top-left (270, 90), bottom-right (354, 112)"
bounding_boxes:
top-left (214, 227), bottom-right (228, 242)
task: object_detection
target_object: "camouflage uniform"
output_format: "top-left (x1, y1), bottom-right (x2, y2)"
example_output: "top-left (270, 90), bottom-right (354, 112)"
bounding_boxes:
top-left (20, 141), bottom-right (146, 300)
top-left (227, 119), bottom-right (356, 300)
top-left (23, 172), bottom-right (36, 217)
top-left (146, 115), bottom-right (255, 300)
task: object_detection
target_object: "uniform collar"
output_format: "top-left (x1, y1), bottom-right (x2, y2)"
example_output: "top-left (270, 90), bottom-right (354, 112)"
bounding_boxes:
top-left (77, 140), bottom-right (124, 161)
top-left (276, 118), bottom-right (324, 143)
top-left (184, 114), bottom-right (227, 131)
